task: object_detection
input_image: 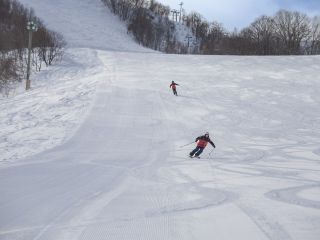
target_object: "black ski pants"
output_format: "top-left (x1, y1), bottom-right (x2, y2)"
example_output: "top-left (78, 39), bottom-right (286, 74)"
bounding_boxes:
top-left (190, 147), bottom-right (204, 157)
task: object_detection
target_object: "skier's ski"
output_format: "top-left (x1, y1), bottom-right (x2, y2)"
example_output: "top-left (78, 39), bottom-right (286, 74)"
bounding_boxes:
top-left (189, 155), bottom-right (200, 159)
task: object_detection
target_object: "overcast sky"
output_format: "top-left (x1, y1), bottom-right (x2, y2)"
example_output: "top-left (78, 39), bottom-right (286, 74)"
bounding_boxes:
top-left (159, 0), bottom-right (320, 31)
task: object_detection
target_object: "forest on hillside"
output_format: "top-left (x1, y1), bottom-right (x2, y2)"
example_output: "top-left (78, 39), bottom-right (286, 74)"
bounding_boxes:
top-left (0, 0), bottom-right (65, 96)
top-left (102, 0), bottom-right (320, 55)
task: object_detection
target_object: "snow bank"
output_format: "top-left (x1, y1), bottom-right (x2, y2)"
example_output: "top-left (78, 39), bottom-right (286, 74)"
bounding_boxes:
top-left (0, 48), bottom-right (106, 163)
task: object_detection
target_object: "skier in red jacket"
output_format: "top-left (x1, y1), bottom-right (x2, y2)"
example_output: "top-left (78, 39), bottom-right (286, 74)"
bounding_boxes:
top-left (189, 132), bottom-right (215, 158)
top-left (170, 81), bottom-right (179, 96)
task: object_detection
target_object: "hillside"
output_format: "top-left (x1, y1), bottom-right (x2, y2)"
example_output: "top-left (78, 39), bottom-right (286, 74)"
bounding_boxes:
top-left (0, 0), bottom-right (320, 240)
top-left (18, 0), bottom-right (151, 51)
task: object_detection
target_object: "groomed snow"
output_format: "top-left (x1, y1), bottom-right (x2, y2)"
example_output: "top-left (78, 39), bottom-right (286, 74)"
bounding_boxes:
top-left (18, 0), bottom-right (152, 52)
top-left (0, 0), bottom-right (320, 240)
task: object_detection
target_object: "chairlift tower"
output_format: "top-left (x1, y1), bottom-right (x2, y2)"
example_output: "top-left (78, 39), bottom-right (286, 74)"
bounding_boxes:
top-left (171, 9), bottom-right (179, 22)
top-left (185, 35), bottom-right (193, 48)
top-left (26, 21), bottom-right (38, 90)
top-left (179, 2), bottom-right (184, 22)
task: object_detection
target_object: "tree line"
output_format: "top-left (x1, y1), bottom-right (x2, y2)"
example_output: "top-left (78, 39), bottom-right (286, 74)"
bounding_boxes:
top-left (102, 0), bottom-right (320, 55)
top-left (102, 0), bottom-right (183, 52)
top-left (202, 11), bottom-right (320, 55)
top-left (0, 0), bottom-right (66, 96)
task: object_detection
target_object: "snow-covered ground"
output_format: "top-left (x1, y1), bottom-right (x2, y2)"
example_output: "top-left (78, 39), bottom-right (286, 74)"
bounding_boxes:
top-left (0, 0), bottom-right (320, 239)
top-left (18, 0), bottom-right (151, 51)
top-left (0, 48), bottom-right (105, 163)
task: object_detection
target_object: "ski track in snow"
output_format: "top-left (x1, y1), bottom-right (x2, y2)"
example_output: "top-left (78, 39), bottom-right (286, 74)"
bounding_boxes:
top-left (1, 51), bottom-right (320, 240)
top-left (1, 0), bottom-right (320, 239)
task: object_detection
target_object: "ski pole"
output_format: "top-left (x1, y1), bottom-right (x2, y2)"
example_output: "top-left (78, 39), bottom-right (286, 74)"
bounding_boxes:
top-left (207, 149), bottom-right (214, 159)
top-left (179, 141), bottom-right (194, 148)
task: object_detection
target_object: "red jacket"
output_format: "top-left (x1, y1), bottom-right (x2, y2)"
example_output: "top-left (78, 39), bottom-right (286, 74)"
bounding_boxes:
top-left (170, 82), bottom-right (179, 90)
top-left (197, 139), bottom-right (208, 148)
top-left (196, 135), bottom-right (215, 148)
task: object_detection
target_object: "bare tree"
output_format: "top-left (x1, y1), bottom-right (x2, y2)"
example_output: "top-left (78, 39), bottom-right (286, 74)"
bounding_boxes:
top-left (246, 16), bottom-right (275, 55)
top-left (307, 16), bottom-right (320, 54)
top-left (0, 56), bottom-right (19, 97)
top-left (201, 21), bottom-right (226, 54)
top-left (37, 30), bottom-right (66, 66)
top-left (274, 10), bottom-right (311, 54)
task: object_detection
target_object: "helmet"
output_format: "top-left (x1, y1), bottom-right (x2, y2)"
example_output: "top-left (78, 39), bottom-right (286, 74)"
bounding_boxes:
top-left (172, 80), bottom-right (174, 83)
top-left (205, 132), bottom-right (209, 137)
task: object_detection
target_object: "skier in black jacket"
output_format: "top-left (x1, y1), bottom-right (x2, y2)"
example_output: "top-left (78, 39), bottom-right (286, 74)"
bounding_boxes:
top-left (190, 132), bottom-right (215, 158)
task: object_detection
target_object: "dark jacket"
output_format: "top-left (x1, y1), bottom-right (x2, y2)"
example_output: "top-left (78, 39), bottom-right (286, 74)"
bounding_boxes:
top-left (195, 135), bottom-right (215, 148)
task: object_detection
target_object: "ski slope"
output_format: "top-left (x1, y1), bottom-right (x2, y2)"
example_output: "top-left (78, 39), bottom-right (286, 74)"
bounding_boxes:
top-left (18, 0), bottom-right (152, 51)
top-left (1, 0), bottom-right (320, 239)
